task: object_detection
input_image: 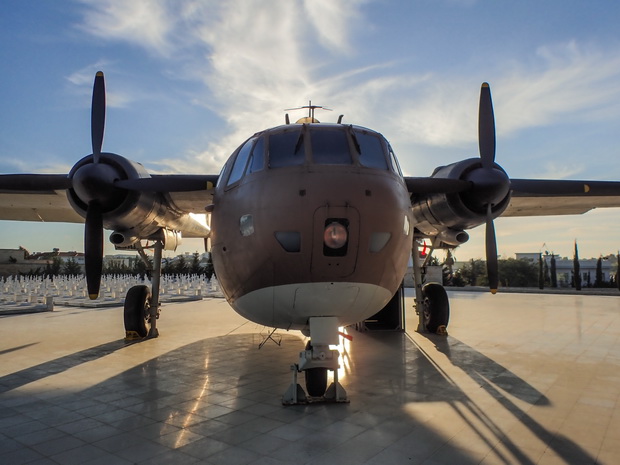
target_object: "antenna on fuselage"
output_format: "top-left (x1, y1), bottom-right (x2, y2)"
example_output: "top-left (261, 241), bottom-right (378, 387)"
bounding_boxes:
top-left (284, 100), bottom-right (332, 124)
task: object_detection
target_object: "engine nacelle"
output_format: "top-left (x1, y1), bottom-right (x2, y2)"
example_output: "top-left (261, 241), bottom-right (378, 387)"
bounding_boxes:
top-left (411, 158), bottom-right (511, 237)
top-left (68, 153), bottom-right (209, 241)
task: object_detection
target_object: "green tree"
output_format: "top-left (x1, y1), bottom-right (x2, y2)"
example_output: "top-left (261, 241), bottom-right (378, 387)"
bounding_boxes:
top-left (543, 256), bottom-right (551, 287)
top-left (550, 254), bottom-right (558, 288)
top-left (204, 252), bottom-right (214, 281)
top-left (538, 254), bottom-right (544, 290)
top-left (133, 257), bottom-right (151, 279)
top-left (20, 267), bottom-right (43, 277)
top-left (103, 260), bottom-right (130, 275)
top-left (456, 259), bottom-right (485, 286)
top-left (162, 258), bottom-right (173, 275)
top-left (573, 241), bottom-right (581, 290)
top-left (498, 258), bottom-right (538, 287)
top-left (594, 256), bottom-right (604, 287)
top-left (190, 252), bottom-right (203, 275)
top-left (175, 254), bottom-right (188, 274)
top-left (45, 257), bottom-right (63, 277)
top-left (63, 257), bottom-right (82, 276)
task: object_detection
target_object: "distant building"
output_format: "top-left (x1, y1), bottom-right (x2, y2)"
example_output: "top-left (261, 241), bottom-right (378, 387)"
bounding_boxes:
top-left (0, 247), bottom-right (52, 277)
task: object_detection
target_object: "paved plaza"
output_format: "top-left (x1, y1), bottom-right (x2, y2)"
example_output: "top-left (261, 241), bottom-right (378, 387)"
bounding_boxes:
top-left (1, 290), bottom-right (619, 464)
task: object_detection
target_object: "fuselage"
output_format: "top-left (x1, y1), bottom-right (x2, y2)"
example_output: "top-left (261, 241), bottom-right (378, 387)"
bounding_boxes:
top-left (210, 123), bottom-right (413, 331)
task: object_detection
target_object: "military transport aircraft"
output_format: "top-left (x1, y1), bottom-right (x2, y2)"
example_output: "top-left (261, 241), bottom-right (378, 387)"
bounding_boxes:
top-left (2, 72), bottom-right (620, 402)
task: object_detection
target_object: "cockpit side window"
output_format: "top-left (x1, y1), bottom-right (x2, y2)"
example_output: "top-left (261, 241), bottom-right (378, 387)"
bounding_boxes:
top-left (388, 143), bottom-right (403, 176)
top-left (227, 138), bottom-right (254, 186)
top-left (269, 130), bottom-right (305, 168)
top-left (215, 160), bottom-right (229, 189)
top-left (310, 128), bottom-right (352, 165)
top-left (355, 131), bottom-right (388, 170)
top-left (247, 136), bottom-right (265, 174)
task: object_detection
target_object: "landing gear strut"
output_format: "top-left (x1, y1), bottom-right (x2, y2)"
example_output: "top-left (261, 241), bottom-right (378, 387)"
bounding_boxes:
top-left (124, 237), bottom-right (164, 340)
top-left (412, 238), bottom-right (450, 334)
top-left (421, 282), bottom-right (449, 334)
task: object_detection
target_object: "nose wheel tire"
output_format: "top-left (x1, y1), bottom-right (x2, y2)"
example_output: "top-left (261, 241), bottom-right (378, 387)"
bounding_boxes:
top-left (124, 285), bottom-right (151, 338)
top-left (305, 367), bottom-right (328, 397)
top-left (421, 282), bottom-right (450, 334)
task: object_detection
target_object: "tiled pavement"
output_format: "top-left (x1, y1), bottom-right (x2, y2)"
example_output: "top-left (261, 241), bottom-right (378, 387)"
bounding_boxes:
top-left (1, 291), bottom-right (619, 464)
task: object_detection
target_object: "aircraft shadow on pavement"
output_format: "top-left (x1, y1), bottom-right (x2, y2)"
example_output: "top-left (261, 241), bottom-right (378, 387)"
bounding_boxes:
top-left (0, 329), bottom-right (596, 463)
top-left (415, 332), bottom-right (594, 465)
top-left (0, 339), bottom-right (130, 394)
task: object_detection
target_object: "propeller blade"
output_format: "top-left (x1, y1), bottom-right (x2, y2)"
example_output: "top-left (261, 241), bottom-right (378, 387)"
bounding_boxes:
top-left (84, 201), bottom-right (103, 299)
top-left (91, 71), bottom-right (106, 163)
top-left (485, 204), bottom-right (499, 294)
top-left (478, 82), bottom-right (496, 169)
top-left (0, 174), bottom-right (72, 191)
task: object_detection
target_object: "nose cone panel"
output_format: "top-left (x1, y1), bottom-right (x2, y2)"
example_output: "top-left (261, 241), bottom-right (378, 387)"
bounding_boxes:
top-left (232, 282), bottom-right (393, 329)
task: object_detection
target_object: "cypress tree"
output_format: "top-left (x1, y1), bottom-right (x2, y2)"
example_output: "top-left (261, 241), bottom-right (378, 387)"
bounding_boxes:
top-left (538, 254), bottom-right (544, 289)
top-left (617, 252), bottom-right (620, 291)
top-left (595, 256), bottom-right (603, 287)
top-left (573, 241), bottom-right (581, 291)
top-left (550, 253), bottom-right (557, 288)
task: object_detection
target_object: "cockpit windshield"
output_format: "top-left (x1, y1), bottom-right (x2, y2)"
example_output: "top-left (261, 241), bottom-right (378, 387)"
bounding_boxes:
top-left (310, 128), bottom-right (351, 165)
top-left (354, 130), bottom-right (389, 170)
top-left (263, 125), bottom-right (397, 173)
top-left (268, 130), bottom-right (305, 168)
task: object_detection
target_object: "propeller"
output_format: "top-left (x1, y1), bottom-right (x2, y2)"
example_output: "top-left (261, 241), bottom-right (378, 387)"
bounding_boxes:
top-left (82, 71), bottom-right (107, 299)
top-left (477, 83), bottom-right (503, 293)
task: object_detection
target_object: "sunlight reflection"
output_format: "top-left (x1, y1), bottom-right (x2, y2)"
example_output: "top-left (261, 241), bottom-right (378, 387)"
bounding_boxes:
top-left (172, 355), bottom-right (210, 448)
top-left (330, 326), bottom-right (352, 381)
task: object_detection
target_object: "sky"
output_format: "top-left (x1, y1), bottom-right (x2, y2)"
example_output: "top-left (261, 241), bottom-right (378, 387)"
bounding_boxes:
top-left (1, 0), bottom-right (620, 261)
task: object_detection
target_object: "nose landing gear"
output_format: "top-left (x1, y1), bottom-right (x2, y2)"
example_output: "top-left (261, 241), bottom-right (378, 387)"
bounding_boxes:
top-left (282, 317), bottom-right (348, 405)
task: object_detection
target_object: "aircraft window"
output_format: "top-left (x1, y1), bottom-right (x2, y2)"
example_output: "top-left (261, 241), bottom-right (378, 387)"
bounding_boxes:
top-left (247, 137), bottom-right (264, 174)
top-left (355, 132), bottom-right (388, 170)
top-left (310, 129), bottom-right (352, 165)
top-left (269, 130), bottom-right (305, 168)
top-left (227, 138), bottom-right (254, 186)
top-left (388, 144), bottom-right (403, 176)
top-left (215, 161), bottom-right (228, 188)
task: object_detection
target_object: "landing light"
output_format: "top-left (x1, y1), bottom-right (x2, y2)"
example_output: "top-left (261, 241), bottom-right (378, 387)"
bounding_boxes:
top-left (324, 222), bottom-right (348, 249)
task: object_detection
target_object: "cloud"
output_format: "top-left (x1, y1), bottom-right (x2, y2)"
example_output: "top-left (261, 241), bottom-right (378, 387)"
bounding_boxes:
top-left (73, 1), bottom-right (620, 176)
top-left (495, 41), bottom-right (620, 135)
top-left (302, 0), bottom-right (367, 53)
top-left (77, 0), bottom-right (176, 56)
top-left (75, 0), bottom-right (366, 171)
top-left (65, 62), bottom-right (137, 109)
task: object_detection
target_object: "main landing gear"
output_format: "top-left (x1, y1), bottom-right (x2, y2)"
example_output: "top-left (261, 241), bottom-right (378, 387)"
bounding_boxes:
top-left (283, 317), bottom-right (348, 405)
top-left (124, 235), bottom-right (166, 340)
top-left (412, 238), bottom-right (450, 335)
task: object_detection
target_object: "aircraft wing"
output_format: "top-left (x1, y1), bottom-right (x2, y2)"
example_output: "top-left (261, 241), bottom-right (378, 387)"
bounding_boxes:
top-left (0, 189), bottom-right (84, 222)
top-left (504, 179), bottom-right (620, 217)
top-left (0, 174), bottom-right (218, 222)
